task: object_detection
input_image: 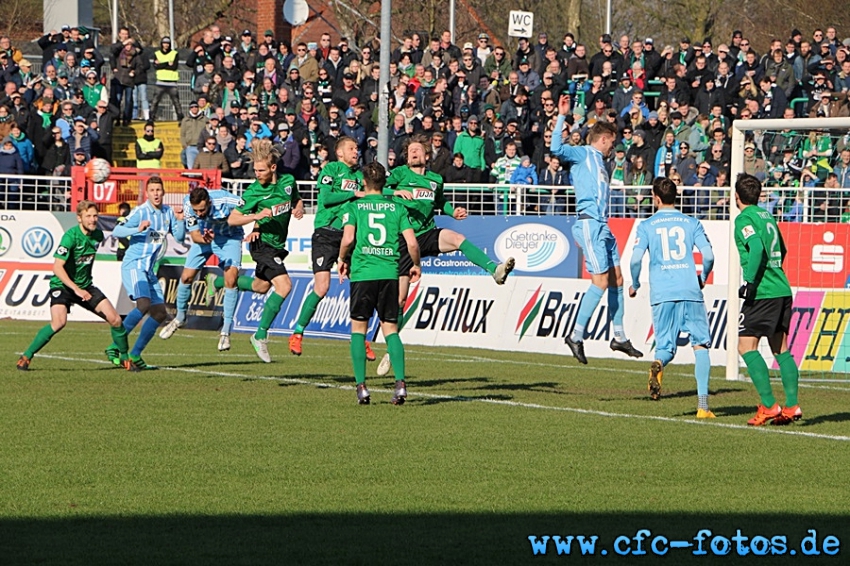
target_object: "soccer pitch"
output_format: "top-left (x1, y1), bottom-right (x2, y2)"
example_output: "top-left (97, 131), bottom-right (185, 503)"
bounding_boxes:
top-left (3, 320), bottom-right (849, 565)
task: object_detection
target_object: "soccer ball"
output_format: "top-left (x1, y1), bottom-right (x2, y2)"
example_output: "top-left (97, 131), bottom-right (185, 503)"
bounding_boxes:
top-left (85, 158), bottom-right (111, 183)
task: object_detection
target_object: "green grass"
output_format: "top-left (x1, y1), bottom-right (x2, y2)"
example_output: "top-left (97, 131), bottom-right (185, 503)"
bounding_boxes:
top-left (2, 320), bottom-right (849, 565)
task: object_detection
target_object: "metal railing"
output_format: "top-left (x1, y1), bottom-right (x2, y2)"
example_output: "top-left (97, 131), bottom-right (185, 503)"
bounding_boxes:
top-left (2, 174), bottom-right (847, 223)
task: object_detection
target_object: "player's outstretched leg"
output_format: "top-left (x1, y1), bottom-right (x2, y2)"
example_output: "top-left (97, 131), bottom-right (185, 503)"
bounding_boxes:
top-left (608, 285), bottom-right (643, 358)
top-left (160, 280), bottom-right (191, 339)
top-left (250, 276), bottom-right (291, 363)
top-left (207, 273), bottom-right (253, 352)
top-left (18, 323), bottom-right (59, 371)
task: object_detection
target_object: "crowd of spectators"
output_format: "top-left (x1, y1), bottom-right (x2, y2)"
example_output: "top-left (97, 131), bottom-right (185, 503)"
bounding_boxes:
top-left (0, 23), bottom-right (849, 219)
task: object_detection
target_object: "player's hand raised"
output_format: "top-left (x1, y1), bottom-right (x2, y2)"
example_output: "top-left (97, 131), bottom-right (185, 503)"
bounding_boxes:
top-left (393, 190), bottom-right (413, 200)
top-left (558, 94), bottom-right (571, 116)
top-left (138, 219), bottom-right (151, 232)
top-left (410, 265), bottom-right (422, 282)
top-left (453, 207), bottom-right (468, 220)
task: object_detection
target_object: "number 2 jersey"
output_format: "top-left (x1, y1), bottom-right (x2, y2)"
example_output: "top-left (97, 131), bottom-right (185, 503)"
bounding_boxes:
top-left (343, 195), bottom-right (412, 282)
top-left (630, 209), bottom-right (714, 305)
top-left (384, 165), bottom-right (454, 236)
top-left (734, 205), bottom-right (792, 299)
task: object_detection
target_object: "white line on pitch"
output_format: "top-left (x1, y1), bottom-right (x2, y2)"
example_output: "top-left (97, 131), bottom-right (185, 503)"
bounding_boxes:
top-left (37, 353), bottom-right (850, 444)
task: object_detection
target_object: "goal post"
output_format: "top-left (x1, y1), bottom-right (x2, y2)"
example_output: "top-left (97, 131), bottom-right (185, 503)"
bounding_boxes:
top-left (726, 116), bottom-right (850, 381)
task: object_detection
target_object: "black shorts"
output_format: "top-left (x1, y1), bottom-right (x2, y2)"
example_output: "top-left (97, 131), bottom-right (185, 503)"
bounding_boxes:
top-left (250, 239), bottom-right (289, 282)
top-left (350, 279), bottom-right (400, 322)
top-left (398, 228), bottom-right (442, 277)
top-left (49, 285), bottom-right (108, 314)
top-left (739, 296), bottom-right (793, 338)
top-left (312, 227), bottom-right (343, 272)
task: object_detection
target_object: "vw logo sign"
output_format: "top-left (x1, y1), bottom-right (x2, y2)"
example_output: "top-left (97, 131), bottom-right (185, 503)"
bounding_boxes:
top-left (494, 223), bottom-right (570, 272)
top-left (22, 227), bottom-right (54, 258)
top-left (0, 226), bottom-right (11, 257)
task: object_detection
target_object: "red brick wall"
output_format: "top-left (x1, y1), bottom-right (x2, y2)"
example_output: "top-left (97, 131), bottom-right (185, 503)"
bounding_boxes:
top-left (256, 0), bottom-right (293, 44)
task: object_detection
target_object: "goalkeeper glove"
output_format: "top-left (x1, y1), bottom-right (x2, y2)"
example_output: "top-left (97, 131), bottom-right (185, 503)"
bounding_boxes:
top-left (738, 282), bottom-right (757, 304)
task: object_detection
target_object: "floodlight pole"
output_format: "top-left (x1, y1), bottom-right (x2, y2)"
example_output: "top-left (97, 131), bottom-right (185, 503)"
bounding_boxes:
top-left (605, 0), bottom-right (612, 34)
top-left (449, 0), bottom-right (456, 43)
top-left (112, 0), bottom-right (118, 43)
top-left (168, 0), bottom-right (175, 43)
top-left (376, 0), bottom-right (391, 166)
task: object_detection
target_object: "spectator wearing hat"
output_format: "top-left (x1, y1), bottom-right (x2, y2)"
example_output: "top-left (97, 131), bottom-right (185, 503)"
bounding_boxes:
top-left (332, 72), bottom-right (362, 110)
top-left (513, 37), bottom-right (541, 74)
top-left (38, 26), bottom-right (71, 67)
top-left (475, 33), bottom-right (492, 66)
top-left (516, 57), bottom-right (541, 91)
top-left (113, 39), bottom-right (142, 126)
top-left (237, 30), bottom-right (258, 71)
top-left (192, 135), bottom-right (230, 174)
top-left (135, 121), bottom-right (163, 168)
top-left (150, 36), bottom-right (184, 122)
top-left (340, 108), bottom-right (365, 151)
top-left (82, 69), bottom-right (107, 109)
top-left (612, 75), bottom-right (636, 115)
top-left (453, 114), bottom-right (486, 182)
top-left (196, 114), bottom-right (221, 150)
top-left (589, 36), bottom-right (624, 78)
top-left (274, 122), bottom-right (301, 175)
top-left (180, 101), bottom-right (207, 167)
top-left (64, 115), bottom-right (98, 162)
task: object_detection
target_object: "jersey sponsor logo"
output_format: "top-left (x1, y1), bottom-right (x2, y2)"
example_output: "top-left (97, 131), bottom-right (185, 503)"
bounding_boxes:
top-left (812, 231), bottom-right (844, 273)
top-left (0, 227), bottom-right (11, 257)
top-left (76, 254), bottom-right (95, 266)
top-left (22, 227), bottom-right (54, 258)
top-left (271, 202), bottom-right (291, 216)
top-left (321, 175), bottom-right (333, 185)
top-left (494, 223), bottom-right (570, 272)
top-left (341, 179), bottom-right (359, 192)
top-left (741, 225), bottom-right (755, 239)
top-left (408, 286), bottom-right (494, 333)
top-left (413, 188), bottom-right (435, 200)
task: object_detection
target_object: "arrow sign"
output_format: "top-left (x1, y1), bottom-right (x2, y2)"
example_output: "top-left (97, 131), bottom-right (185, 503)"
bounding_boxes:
top-left (508, 10), bottom-right (534, 38)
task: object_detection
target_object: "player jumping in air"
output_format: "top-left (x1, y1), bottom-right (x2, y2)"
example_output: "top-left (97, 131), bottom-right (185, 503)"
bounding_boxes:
top-left (733, 173), bottom-right (800, 426)
top-left (338, 161), bottom-right (421, 404)
top-left (158, 186), bottom-right (246, 352)
top-left (106, 176), bottom-right (185, 368)
top-left (288, 136), bottom-right (375, 361)
top-left (375, 134), bottom-right (515, 376)
top-left (550, 96), bottom-right (643, 364)
top-left (629, 178), bottom-right (715, 416)
top-left (222, 139), bottom-right (304, 362)
top-left (17, 201), bottom-right (137, 372)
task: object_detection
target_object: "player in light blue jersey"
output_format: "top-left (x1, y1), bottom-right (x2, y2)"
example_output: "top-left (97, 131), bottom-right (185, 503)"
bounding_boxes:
top-left (629, 177), bottom-right (715, 416)
top-left (159, 187), bottom-right (245, 352)
top-left (106, 176), bottom-right (186, 369)
top-left (550, 97), bottom-right (643, 364)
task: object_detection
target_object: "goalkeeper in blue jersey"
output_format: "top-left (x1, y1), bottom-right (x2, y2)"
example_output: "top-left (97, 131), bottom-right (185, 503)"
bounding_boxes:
top-left (629, 177), bottom-right (716, 416)
top-left (550, 96), bottom-right (643, 364)
top-left (158, 187), bottom-right (246, 352)
top-left (106, 176), bottom-right (186, 369)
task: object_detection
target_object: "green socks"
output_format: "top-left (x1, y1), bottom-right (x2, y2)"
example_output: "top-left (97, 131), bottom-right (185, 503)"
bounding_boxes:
top-left (742, 350), bottom-right (776, 407)
top-left (110, 325), bottom-right (130, 360)
top-left (294, 291), bottom-right (323, 334)
top-left (24, 324), bottom-right (57, 359)
top-left (458, 239), bottom-right (497, 275)
top-left (776, 351), bottom-right (799, 407)
top-left (255, 292), bottom-right (285, 340)
top-left (386, 333), bottom-right (405, 381)
top-left (215, 275), bottom-right (255, 292)
top-left (351, 332), bottom-right (367, 384)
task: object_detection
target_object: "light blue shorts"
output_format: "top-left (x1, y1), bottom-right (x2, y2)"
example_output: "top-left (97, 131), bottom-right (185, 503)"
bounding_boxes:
top-left (651, 300), bottom-right (711, 360)
top-left (572, 218), bottom-right (620, 275)
top-left (122, 266), bottom-right (165, 305)
top-left (184, 237), bottom-right (243, 271)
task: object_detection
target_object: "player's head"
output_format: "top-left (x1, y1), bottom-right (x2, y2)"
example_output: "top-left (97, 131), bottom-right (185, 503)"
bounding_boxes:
top-left (404, 134), bottom-right (431, 167)
top-left (335, 136), bottom-right (359, 167)
top-left (587, 121), bottom-right (617, 156)
top-left (251, 139), bottom-right (279, 184)
top-left (735, 173), bottom-right (761, 207)
top-left (189, 187), bottom-right (212, 218)
top-left (652, 176), bottom-right (678, 206)
top-left (362, 161), bottom-right (387, 194)
top-left (76, 200), bottom-right (99, 231)
top-left (146, 176), bottom-right (165, 208)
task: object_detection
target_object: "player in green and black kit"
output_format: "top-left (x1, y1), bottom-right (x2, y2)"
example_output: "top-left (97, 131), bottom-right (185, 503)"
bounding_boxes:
top-left (17, 201), bottom-right (137, 372)
top-left (734, 174), bottom-right (801, 426)
top-left (225, 139), bottom-right (304, 363)
top-left (375, 134), bottom-right (515, 375)
top-left (338, 161), bottom-right (421, 405)
top-left (288, 136), bottom-right (374, 361)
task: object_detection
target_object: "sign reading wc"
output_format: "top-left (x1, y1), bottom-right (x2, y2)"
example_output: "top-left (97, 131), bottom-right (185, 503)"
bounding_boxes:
top-left (508, 11), bottom-right (534, 38)
top-left (494, 223), bottom-right (570, 272)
